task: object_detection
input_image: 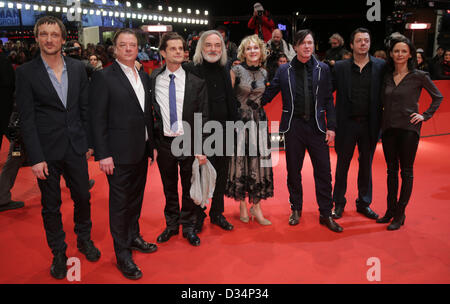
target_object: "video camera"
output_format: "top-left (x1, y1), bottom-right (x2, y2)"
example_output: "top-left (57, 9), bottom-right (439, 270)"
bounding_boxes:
top-left (63, 46), bottom-right (81, 54)
top-left (7, 111), bottom-right (23, 157)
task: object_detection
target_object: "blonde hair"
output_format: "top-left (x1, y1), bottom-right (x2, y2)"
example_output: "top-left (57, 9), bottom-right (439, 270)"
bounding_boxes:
top-left (237, 34), bottom-right (268, 64)
top-left (329, 33), bottom-right (344, 46)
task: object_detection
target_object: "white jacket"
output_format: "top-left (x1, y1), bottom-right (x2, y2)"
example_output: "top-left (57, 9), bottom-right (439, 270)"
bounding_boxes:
top-left (190, 159), bottom-right (217, 208)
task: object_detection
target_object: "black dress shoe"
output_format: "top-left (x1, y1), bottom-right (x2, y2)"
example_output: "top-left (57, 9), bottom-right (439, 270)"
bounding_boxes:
top-left (131, 236), bottom-right (158, 253)
top-left (210, 214), bottom-right (234, 231)
top-left (356, 206), bottom-right (379, 219)
top-left (332, 205), bottom-right (344, 219)
top-left (288, 210), bottom-right (301, 225)
top-left (376, 212), bottom-right (394, 223)
top-left (182, 231), bottom-right (200, 246)
top-left (387, 215), bottom-right (406, 230)
top-left (50, 252), bottom-right (68, 280)
top-left (117, 259), bottom-right (142, 280)
top-left (319, 215), bottom-right (344, 233)
top-left (156, 228), bottom-right (179, 243)
top-left (77, 240), bottom-right (101, 262)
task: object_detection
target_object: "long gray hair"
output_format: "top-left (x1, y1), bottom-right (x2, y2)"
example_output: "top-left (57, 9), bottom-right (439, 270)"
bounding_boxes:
top-left (193, 30), bottom-right (228, 66)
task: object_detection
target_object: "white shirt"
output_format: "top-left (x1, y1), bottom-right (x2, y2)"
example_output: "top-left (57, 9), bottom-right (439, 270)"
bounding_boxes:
top-left (155, 66), bottom-right (186, 137)
top-left (116, 59), bottom-right (148, 141)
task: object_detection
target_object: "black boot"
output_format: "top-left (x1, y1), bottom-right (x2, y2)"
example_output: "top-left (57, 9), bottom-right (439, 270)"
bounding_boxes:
top-left (376, 199), bottom-right (396, 224)
top-left (387, 203), bottom-right (406, 231)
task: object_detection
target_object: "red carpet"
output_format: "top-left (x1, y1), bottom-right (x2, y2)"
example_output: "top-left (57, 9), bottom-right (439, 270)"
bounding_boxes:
top-left (1, 133), bottom-right (449, 284)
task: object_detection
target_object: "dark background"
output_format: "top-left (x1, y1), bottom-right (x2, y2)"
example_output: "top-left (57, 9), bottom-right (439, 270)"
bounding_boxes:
top-left (139, 0), bottom-right (449, 56)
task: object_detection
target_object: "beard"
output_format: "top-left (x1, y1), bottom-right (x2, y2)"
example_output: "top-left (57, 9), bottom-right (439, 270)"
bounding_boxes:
top-left (202, 50), bottom-right (221, 63)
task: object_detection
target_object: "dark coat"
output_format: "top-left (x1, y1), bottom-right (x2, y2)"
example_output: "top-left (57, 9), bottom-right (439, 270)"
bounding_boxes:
top-left (150, 65), bottom-right (209, 156)
top-left (332, 56), bottom-right (386, 144)
top-left (15, 56), bottom-right (90, 166)
top-left (89, 61), bottom-right (155, 165)
top-left (261, 55), bottom-right (336, 134)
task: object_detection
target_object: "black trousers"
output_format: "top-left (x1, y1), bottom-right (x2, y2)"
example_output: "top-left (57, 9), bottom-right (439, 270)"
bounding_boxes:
top-left (284, 118), bottom-right (333, 217)
top-left (333, 118), bottom-right (377, 208)
top-left (381, 128), bottom-right (419, 207)
top-left (37, 145), bottom-right (92, 256)
top-left (107, 154), bottom-right (148, 263)
top-left (156, 137), bottom-right (197, 233)
top-left (207, 155), bottom-right (229, 217)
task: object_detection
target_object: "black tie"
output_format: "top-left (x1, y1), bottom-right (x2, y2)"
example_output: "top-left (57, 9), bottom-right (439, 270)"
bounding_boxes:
top-left (303, 65), bottom-right (310, 121)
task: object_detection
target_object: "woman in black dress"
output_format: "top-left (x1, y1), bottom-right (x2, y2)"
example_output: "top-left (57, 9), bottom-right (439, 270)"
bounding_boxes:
top-left (377, 36), bottom-right (443, 230)
top-left (226, 35), bottom-right (274, 225)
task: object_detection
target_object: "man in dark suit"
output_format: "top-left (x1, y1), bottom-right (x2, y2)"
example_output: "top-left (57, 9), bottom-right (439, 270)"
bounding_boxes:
top-left (262, 29), bottom-right (343, 233)
top-left (15, 16), bottom-right (100, 280)
top-left (183, 30), bottom-right (238, 233)
top-left (332, 28), bottom-right (386, 220)
top-left (89, 29), bottom-right (157, 280)
top-left (151, 32), bottom-right (208, 247)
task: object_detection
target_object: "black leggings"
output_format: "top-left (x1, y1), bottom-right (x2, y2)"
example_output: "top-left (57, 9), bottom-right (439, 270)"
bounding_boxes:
top-left (381, 128), bottom-right (419, 207)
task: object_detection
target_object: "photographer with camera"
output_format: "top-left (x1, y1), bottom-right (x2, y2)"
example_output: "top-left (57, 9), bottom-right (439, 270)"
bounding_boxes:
top-left (0, 105), bottom-right (27, 212)
top-left (0, 52), bottom-right (14, 151)
top-left (248, 2), bottom-right (275, 43)
top-left (64, 40), bottom-right (95, 79)
top-left (0, 52), bottom-right (25, 212)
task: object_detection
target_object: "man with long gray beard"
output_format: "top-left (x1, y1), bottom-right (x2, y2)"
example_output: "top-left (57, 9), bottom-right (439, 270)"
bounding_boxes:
top-left (184, 30), bottom-right (238, 233)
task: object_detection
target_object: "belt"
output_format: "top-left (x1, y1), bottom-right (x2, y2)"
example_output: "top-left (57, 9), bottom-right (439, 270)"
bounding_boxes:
top-left (162, 135), bottom-right (177, 142)
top-left (295, 114), bottom-right (313, 122)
